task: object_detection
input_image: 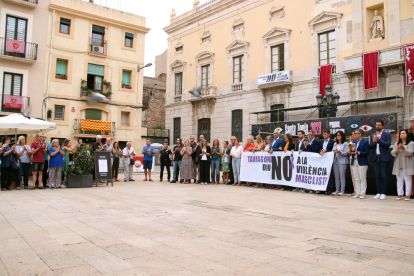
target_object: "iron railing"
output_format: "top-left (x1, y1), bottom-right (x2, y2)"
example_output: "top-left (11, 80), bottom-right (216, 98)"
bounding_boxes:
top-left (1, 94), bottom-right (30, 113)
top-left (73, 119), bottom-right (116, 136)
top-left (88, 38), bottom-right (107, 56)
top-left (80, 80), bottom-right (111, 98)
top-left (23, 0), bottom-right (38, 3)
top-left (0, 37), bottom-right (38, 61)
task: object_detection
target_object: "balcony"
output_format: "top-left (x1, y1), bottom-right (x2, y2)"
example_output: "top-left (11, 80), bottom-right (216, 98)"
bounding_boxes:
top-left (1, 0), bottom-right (38, 8)
top-left (232, 82), bottom-right (243, 93)
top-left (0, 37), bottom-right (38, 63)
top-left (88, 38), bottom-right (107, 57)
top-left (80, 80), bottom-right (112, 100)
top-left (188, 86), bottom-right (217, 102)
top-left (1, 95), bottom-right (30, 113)
top-left (73, 119), bottom-right (116, 137)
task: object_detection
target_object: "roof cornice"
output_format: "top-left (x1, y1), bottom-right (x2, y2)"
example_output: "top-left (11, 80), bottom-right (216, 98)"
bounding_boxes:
top-left (49, 4), bottom-right (150, 34)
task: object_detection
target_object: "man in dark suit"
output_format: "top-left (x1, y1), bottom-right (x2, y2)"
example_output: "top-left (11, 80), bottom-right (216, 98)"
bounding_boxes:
top-left (303, 130), bottom-right (320, 153)
top-left (369, 120), bottom-right (392, 200)
top-left (268, 130), bottom-right (284, 154)
top-left (296, 130), bottom-right (308, 153)
top-left (319, 129), bottom-right (335, 195)
top-left (349, 129), bottom-right (370, 199)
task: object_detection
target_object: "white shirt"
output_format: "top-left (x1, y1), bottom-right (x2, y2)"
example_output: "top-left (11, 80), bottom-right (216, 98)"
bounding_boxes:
top-left (298, 139), bottom-right (304, 150)
top-left (376, 131), bottom-right (383, 155)
top-left (231, 146), bottom-right (243, 158)
top-left (122, 147), bottom-right (135, 163)
top-left (201, 149), bottom-right (207, 161)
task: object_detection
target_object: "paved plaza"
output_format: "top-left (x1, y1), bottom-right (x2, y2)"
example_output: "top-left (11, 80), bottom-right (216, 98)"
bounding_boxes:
top-left (0, 175), bottom-right (413, 276)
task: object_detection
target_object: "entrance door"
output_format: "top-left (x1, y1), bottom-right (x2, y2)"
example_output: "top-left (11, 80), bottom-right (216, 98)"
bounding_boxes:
top-left (198, 118), bottom-right (211, 143)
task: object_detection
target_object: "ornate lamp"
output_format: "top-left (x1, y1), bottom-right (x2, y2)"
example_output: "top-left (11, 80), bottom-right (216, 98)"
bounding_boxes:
top-left (325, 84), bottom-right (333, 104)
top-left (316, 92), bottom-right (323, 105)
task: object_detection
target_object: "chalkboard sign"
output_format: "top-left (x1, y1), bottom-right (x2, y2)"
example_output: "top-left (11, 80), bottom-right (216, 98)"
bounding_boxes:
top-left (94, 151), bottom-right (113, 186)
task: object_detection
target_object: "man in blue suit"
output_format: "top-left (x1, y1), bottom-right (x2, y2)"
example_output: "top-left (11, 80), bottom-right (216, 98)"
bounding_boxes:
top-left (267, 129), bottom-right (284, 154)
top-left (369, 120), bottom-right (392, 200)
top-left (303, 130), bottom-right (320, 153)
top-left (319, 129), bottom-right (335, 195)
top-left (349, 129), bottom-right (370, 199)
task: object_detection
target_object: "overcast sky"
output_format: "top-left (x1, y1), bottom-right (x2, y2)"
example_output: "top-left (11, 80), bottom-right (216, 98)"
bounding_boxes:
top-left (84, 0), bottom-right (210, 77)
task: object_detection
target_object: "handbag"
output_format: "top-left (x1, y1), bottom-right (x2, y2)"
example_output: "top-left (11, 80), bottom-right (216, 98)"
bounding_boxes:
top-left (130, 158), bottom-right (134, 165)
top-left (11, 154), bottom-right (21, 170)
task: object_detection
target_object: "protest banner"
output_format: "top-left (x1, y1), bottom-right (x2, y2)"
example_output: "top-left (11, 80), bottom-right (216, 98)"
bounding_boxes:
top-left (240, 151), bottom-right (334, 191)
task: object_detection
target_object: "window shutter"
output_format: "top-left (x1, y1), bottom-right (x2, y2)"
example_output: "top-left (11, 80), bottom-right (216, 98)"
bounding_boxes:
top-left (92, 26), bottom-right (105, 34)
top-left (60, 18), bottom-right (71, 25)
top-left (17, 19), bottom-right (27, 41)
top-left (6, 17), bottom-right (16, 40)
top-left (87, 64), bottom-right (105, 76)
top-left (122, 71), bottom-right (130, 86)
top-left (3, 74), bottom-right (12, 95)
top-left (13, 75), bottom-right (22, 96)
top-left (56, 60), bottom-right (67, 75)
top-left (125, 32), bottom-right (134, 39)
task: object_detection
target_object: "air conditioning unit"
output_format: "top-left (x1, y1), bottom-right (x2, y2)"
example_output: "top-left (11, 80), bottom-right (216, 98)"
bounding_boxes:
top-left (92, 46), bottom-right (104, 54)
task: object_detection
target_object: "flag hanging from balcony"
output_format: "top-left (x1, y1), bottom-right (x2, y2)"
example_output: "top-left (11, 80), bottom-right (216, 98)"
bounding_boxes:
top-left (404, 43), bottom-right (414, 86)
top-left (3, 95), bottom-right (23, 109)
top-left (319, 64), bottom-right (333, 96)
top-left (363, 51), bottom-right (379, 91)
top-left (81, 119), bottom-right (111, 132)
top-left (6, 39), bottom-right (25, 54)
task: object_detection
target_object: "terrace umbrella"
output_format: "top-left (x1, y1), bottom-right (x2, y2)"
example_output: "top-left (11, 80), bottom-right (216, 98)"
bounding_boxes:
top-left (0, 113), bottom-right (56, 142)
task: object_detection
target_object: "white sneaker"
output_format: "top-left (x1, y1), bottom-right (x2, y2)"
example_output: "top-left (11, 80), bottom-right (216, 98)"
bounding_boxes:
top-left (338, 191), bottom-right (344, 196)
top-left (380, 194), bottom-right (386, 200)
top-left (352, 194), bottom-right (359, 198)
top-left (373, 194), bottom-right (381, 199)
top-left (359, 195), bottom-right (365, 199)
top-left (332, 191), bottom-right (339, 195)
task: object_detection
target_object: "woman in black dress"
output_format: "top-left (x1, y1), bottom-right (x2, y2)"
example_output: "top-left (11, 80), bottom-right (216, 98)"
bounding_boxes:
top-left (198, 139), bottom-right (211, 184)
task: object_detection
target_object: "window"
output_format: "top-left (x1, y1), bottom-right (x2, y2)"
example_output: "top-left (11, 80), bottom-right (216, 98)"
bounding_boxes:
top-left (3, 73), bottom-right (22, 96)
top-left (175, 46), bottom-right (183, 53)
top-left (87, 64), bottom-right (104, 91)
top-left (232, 110), bottom-right (243, 141)
top-left (270, 104), bottom-right (284, 122)
top-left (85, 109), bottom-right (102, 134)
top-left (56, 59), bottom-right (68, 80)
top-left (91, 25), bottom-right (105, 46)
top-left (319, 31), bottom-right (336, 65)
top-left (271, 44), bottom-right (285, 73)
top-left (54, 105), bottom-right (65, 120)
top-left (198, 118), bottom-right (211, 143)
top-left (121, 111), bottom-right (130, 126)
top-left (201, 65), bottom-right (210, 88)
top-left (60, 18), bottom-right (71, 34)
top-left (175, 73), bottom-right (182, 95)
top-left (125, 32), bottom-right (133, 47)
top-left (173, 118), bottom-right (181, 142)
top-left (122, 71), bottom-right (131, 88)
top-left (233, 56), bottom-right (243, 83)
top-left (6, 15), bottom-right (27, 42)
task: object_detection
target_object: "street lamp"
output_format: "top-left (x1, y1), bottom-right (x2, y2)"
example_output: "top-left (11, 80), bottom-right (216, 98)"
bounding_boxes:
top-left (136, 63), bottom-right (153, 104)
top-left (316, 84), bottom-right (340, 118)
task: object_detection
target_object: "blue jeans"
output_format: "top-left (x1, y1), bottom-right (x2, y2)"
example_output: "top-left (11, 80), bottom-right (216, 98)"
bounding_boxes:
top-left (211, 158), bottom-right (221, 182)
top-left (16, 163), bottom-right (30, 187)
top-left (372, 156), bottom-right (389, 194)
top-left (232, 157), bottom-right (241, 184)
top-left (173, 160), bottom-right (182, 181)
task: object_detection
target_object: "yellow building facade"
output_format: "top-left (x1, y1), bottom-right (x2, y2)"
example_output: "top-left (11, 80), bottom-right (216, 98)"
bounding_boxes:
top-left (164, 0), bottom-right (414, 143)
top-left (44, 0), bottom-right (149, 147)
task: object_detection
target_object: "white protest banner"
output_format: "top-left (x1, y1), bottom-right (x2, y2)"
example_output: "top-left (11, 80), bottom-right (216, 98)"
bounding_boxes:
top-left (257, 69), bottom-right (291, 86)
top-left (240, 151), bottom-right (334, 191)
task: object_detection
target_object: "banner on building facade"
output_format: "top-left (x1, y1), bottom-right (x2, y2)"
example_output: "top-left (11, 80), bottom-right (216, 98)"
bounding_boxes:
top-left (252, 112), bottom-right (397, 137)
top-left (240, 152), bottom-right (334, 191)
top-left (3, 95), bottom-right (23, 109)
top-left (404, 43), bottom-right (414, 86)
top-left (363, 51), bottom-right (379, 91)
top-left (81, 119), bottom-right (111, 132)
top-left (6, 39), bottom-right (25, 54)
top-left (257, 69), bottom-right (291, 86)
top-left (319, 64), bottom-right (333, 96)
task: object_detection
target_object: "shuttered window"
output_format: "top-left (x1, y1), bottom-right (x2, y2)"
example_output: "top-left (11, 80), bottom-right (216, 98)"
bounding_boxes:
top-left (56, 60), bottom-right (67, 76)
top-left (175, 73), bottom-right (182, 95)
top-left (3, 73), bottom-right (23, 96)
top-left (60, 18), bottom-right (71, 34)
top-left (122, 71), bottom-right (131, 86)
top-left (233, 56), bottom-right (243, 83)
top-left (6, 15), bottom-right (27, 41)
top-left (87, 64), bottom-right (104, 76)
top-left (271, 44), bottom-right (285, 73)
top-left (201, 65), bottom-right (210, 88)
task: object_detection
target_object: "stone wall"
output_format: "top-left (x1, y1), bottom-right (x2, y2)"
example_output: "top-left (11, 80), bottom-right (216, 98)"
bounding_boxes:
top-left (143, 77), bottom-right (166, 129)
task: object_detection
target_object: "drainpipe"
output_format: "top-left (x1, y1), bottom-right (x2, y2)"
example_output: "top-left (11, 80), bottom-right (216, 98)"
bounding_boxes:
top-left (44, 10), bottom-right (55, 120)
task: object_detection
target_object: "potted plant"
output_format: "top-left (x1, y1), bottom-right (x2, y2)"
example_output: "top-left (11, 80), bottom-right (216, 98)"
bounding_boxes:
top-left (81, 78), bottom-right (87, 86)
top-left (122, 81), bottom-right (126, 88)
top-left (67, 145), bottom-right (94, 188)
top-left (86, 89), bottom-right (93, 95)
top-left (103, 79), bottom-right (111, 86)
top-left (104, 91), bottom-right (112, 99)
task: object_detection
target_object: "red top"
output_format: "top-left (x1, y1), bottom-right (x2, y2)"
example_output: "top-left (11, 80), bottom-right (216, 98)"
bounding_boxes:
top-left (31, 141), bottom-right (45, 163)
top-left (243, 143), bottom-right (255, 152)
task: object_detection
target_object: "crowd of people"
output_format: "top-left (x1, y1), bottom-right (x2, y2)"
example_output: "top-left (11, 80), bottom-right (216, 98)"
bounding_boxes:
top-left (1, 117), bottom-right (414, 201)
top-left (162, 117), bottom-right (414, 201)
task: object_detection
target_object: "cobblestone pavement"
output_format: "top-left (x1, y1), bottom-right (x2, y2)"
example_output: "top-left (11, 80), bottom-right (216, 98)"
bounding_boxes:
top-left (0, 175), bottom-right (413, 275)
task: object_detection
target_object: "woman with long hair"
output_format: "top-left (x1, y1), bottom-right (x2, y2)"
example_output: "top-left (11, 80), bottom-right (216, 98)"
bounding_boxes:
top-left (221, 141), bottom-right (230, 184)
top-left (180, 139), bottom-right (194, 183)
top-left (332, 131), bottom-right (349, 196)
top-left (15, 136), bottom-right (32, 190)
top-left (49, 139), bottom-right (65, 188)
top-left (230, 138), bottom-right (243, 186)
top-left (198, 139), bottom-right (211, 184)
top-left (280, 133), bottom-right (296, 191)
top-left (112, 141), bottom-right (122, 182)
top-left (210, 139), bottom-right (222, 184)
top-left (262, 136), bottom-right (272, 189)
top-left (391, 130), bottom-right (413, 201)
top-left (243, 136), bottom-right (255, 186)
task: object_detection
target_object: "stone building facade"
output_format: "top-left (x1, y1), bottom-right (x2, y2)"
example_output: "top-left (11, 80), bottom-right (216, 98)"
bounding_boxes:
top-left (142, 76), bottom-right (166, 129)
top-left (163, 0), bottom-right (414, 144)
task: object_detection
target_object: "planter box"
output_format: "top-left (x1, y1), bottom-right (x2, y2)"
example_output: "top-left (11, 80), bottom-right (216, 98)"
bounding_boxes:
top-left (81, 175), bottom-right (93, 187)
top-left (66, 175), bottom-right (81, 188)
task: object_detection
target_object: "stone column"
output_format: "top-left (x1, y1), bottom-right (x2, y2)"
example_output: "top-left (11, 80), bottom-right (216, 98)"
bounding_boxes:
top-left (387, 0), bottom-right (401, 46)
top-left (352, 0), bottom-right (363, 54)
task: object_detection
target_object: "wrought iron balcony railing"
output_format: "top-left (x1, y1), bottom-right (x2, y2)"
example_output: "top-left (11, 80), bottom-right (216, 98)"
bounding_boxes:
top-left (88, 38), bottom-right (107, 56)
top-left (80, 80), bottom-right (112, 99)
top-left (1, 94), bottom-right (30, 113)
top-left (73, 119), bottom-right (116, 136)
top-left (0, 37), bottom-right (38, 61)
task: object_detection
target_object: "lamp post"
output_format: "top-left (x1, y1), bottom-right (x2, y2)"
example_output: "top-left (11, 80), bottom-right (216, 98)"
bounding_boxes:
top-left (136, 63), bottom-right (153, 104)
top-left (316, 84), bottom-right (340, 118)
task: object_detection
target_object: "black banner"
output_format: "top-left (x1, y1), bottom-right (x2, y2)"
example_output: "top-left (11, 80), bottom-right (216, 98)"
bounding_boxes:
top-left (252, 113), bottom-right (397, 137)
